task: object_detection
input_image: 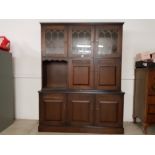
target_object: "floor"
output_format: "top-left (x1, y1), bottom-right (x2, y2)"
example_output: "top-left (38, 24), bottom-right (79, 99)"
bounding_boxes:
top-left (0, 120), bottom-right (155, 135)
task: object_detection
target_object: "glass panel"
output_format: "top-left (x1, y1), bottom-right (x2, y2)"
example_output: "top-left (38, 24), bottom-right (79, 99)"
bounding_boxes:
top-left (97, 30), bottom-right (118, 55)
top-left (45, 29), bottom-right (65, 55)
top-left (72, 29), bottom-right (91, 55)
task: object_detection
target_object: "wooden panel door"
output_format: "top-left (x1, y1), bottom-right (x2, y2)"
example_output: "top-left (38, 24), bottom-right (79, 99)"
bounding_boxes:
top-left (39, 93), bottom-right (66, 126)
top-left (95, 94), bottom-right (123, 127)
top-left (41, 25), bottom-right (68, 58)
top-left (67, 94), bottom-right (94, 126)
top-left (69, 59), bottom-right (94, 89)
top-left (95, 58), bottom-right (121, 90)
top-left (95, 24), bottom-right (122, 58)
top-left (69, 25), bottom-right (94, 58)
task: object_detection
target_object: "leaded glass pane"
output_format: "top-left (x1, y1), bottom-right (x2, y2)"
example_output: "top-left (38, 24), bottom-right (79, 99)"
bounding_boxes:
top-left (72, 30), bottom-right (91, 55)
top-left (97, 30), bottom-right (118, 55)
top-left (45, 29), bottom-right (65, 54)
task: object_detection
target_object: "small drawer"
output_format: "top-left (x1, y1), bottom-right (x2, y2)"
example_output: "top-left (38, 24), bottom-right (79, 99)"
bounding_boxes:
top-left (147, 96), bottom-right (155, 104)
top-left (148, 105), bottom-right (155, 114)
top-left (148, 70), bottom-right (155, 95)
top-left (41, 93), bottom-right (65, 100)
top-left (147, 114), bottom-right (155, 123)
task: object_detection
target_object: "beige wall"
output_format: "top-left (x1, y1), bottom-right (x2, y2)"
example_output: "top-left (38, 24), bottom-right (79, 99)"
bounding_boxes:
top-left (1, 19), bottom-right (155, 121)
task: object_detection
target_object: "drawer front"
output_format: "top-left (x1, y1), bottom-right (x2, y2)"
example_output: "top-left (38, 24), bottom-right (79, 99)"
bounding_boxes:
top-left (148, 70), bottom-right (155, 95)
top-left (147, 96), bottom-right (155, 104)
top-left (147, 114), bottom-right (155, 123)
top-left (42, 93), bottom-right (65, 100)
top-left (148, 105), bottom-right (155, 114)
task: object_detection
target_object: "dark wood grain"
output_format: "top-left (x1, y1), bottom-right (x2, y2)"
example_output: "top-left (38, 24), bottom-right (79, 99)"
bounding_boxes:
top-left (67, 94), bottom-right (94, 126)
top-left (95, 58), bottom-right (121, 90)
top-left (95, 94), bottom-right (123, 127)
top-left (69, 59), bottom-right (94, 89)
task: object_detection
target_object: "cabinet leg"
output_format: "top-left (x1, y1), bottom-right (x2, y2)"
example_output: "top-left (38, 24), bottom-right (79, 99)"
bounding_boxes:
top-left (133, 115), bottom-right (137, 123)
top-left (143, 123), bottom-right (148, 134)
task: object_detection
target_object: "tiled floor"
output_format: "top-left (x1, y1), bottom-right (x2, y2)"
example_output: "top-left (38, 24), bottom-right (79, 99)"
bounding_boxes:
top-left (0, 119), bottom-right (155, 135)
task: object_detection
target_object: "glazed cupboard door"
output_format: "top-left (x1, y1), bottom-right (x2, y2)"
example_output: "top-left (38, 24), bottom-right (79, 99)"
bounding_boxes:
top-left (39, 93), bottom-right (66, 126)
top-left (42, 25), bottom-right (68, 58)
top-left (67, 94), bottom-right (94, 126)
top-left (69, 59), bottom-right (94, 89)
top-left (95, 94), bottom-right (123, 127)
top-left (69, 25), bottom-right (94, 58)
top-left (95, 59), bottom-right (121, 90)
top-left (95, 25), bottom-right (122, 58)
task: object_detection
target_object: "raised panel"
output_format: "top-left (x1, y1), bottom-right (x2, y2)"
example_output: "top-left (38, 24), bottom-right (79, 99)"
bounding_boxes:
top-left (95, 59), bottom-right (120, 90)
top-left (147, 114), bottom-right (155, 123)
top-left (148, 96), bottom-right (155, 104)
top-left (98, 101), bottom-right (118, 122)
top-left (40, 93), bottom-right (66, 126)
top-left (71, 100), bottom-right (90, 122)
top-left (73, 66), bottom-right (89, 85)
top-left (95, 94), bottom-right (123, 127)
top-left (148, 105), bottom-right (155, 114)
top-left (44, 99), bottom-right (63, 121)
top-left (99, 66), bottom-right (116, 86)
top-left (68, 94), bottom-right (94, 126)
top-left (69, 59), bottom-right (93, 89)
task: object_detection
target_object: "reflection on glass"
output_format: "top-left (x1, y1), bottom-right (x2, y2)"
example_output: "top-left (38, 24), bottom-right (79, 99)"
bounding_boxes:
top-left (45, 30), bottom-right (64, 54)
top-left (72, 30), bottom-right (91, 55)
top-left (97, 30), bottom-right (118, 55)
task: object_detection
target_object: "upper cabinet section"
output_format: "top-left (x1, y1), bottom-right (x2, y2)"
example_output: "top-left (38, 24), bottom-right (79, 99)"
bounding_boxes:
top-left (95, 25), bottom-right (122, 58)
top-left (41, 25), bottom-right (68, 58)
top-left (41, 23), bottom-right (123, 59)
top-left (69, 25), bottom-right (94, 58)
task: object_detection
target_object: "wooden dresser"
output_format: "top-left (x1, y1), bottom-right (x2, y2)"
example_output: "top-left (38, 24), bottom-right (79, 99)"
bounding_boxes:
top-left (38, 23), bottom-right (125, 134)
top-left (133, 68), bottom-right (155, 134)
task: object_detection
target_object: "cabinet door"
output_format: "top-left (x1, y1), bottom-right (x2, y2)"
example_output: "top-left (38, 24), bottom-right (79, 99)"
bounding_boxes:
top-left (42, 25), bottom-right (67, 58)
top-left (67, 94), bottom-right (94, 126)
top-left (69, 25), bottom-right (94, 58)
top-left (39, 93), bottom-right (66, 126)
top-left (69, 59), bottom-right (94, 89)
top-left (95, 94), bottom-right (123, 127)
top-left (95, 59), bottom-right (121, 90)
top-left (95, 25), bottom-right (122, 58)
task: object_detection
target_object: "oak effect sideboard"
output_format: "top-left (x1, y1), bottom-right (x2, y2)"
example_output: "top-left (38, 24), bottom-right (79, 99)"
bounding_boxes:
top-left (38, 23), bottom-right (124, 134)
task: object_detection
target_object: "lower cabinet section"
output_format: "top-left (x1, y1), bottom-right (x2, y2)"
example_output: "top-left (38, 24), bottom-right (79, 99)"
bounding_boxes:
top-left (39, 91), bottom-right (124, 134)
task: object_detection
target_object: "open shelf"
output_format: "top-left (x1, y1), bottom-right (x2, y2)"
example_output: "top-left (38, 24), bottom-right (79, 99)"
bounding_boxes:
top-left (43, 60), bottom-right (68, 88)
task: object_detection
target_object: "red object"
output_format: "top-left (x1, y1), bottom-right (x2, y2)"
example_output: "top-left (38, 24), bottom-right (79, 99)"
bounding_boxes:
top-left (0, 36), bottom-right (10, 51)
